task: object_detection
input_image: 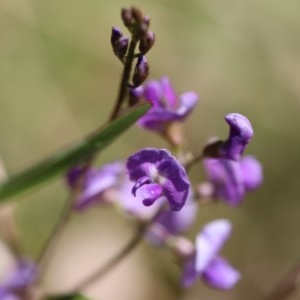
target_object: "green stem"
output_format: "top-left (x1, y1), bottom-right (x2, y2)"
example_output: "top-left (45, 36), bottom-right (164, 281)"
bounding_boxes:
top-left (109, 38), bottom-right (138, 121)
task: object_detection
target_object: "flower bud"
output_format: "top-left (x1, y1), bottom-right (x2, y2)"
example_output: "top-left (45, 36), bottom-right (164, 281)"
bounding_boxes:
top-left (139, 31), bottom-right (155, 54)
top-left (131, 6), bottom-right (143, 23)
top-left (113, 36), bottom-right (129, 60)
top-left (132, 56), bottom-right (149, 87)
top-left (110, 27), bottom-right (122, 46)
top-left (121, 7), bottom-right (133, 27)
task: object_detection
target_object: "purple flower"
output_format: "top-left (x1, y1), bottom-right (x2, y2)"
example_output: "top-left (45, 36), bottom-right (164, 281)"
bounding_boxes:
top-left (146, 190), bottom-right (198, 245)
top-left (203, 155), bottom-right (263, 205)
top-left (221, 113), bottom-right (254, 161)
top-left (181, 219), bottom-right (240, 290)
top-left (0, 259), bottom-right (37, 299)
top-left (132, 77), bottom-right (198, 132)
top-left (66, 162), bottom-right (124, 211)
top-left (126, 148), bottom-right (190, 211)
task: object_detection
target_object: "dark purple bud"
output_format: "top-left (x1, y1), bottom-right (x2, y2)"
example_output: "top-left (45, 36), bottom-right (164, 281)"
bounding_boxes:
top-left (132, 56), bottom-right (149, 87)
top-left (139, 31), bottom-right (155, 54)
top-left (110, 27), bottom-right (123, 46)
top-left (113, 36), bottom-right (129, 60)
top-left (121, 8), bottom-right (133, 27)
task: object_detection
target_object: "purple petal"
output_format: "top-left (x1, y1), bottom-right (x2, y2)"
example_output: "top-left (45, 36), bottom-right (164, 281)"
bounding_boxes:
top-left (143, 80), bottom-right (163, 106)
top-left (160, 77), bottom-right (177, 108)
top-left (222, 113), bottom-right (254, 160)
top-left (73, 162), bottom-right (124, 210)
top-left (139, 183), bottom-right (163, 206)
top-left (0, 291), bottom-right (20, 300)
top-left (203, 158), bottom-right (245, 205)
top-left (154, 191), bottom-right (198, 235)
top-left (137, 108), bottom-right (178, 131)
top-left (127, 148), bottom-right (168, 181)
top-left (118, 178), bottom-right (165, 219)
top-left (157, 154), bottom-right (190, 211)
top-left (176, 91), bottom-right (198, 118)
top-left (195, 219), bottom-right (232, 273)
top-left (181, 255), bottom-right (198, 288)
top-left (240, 156), bottom-right (263, 191)
top-left (202, 256), bottom-right (240, 290)
top-left (131, 176), bottom-right (151, 196)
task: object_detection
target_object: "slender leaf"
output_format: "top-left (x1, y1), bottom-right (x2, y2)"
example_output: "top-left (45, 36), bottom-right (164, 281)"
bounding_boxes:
top-left (0, 103), bottom-right (149, 201)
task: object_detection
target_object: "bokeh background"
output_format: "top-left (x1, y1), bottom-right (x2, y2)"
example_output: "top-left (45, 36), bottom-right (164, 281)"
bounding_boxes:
top-left (0, 0), bottom-right (300, 299)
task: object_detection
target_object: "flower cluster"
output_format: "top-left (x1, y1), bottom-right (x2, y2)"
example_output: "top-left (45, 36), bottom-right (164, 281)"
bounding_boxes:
top-left (65, 74), bottom-right (262, 291)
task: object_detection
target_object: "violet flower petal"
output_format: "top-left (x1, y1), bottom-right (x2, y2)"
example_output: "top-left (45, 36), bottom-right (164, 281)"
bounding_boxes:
top-left (222, 113), bottom-right (254, 160)
top-left (118, 178), bottom-right (165, 220)
top-left (160, 77), bottom-right (177, 108)
top-left (202, 256), bottom-right (240, 290)
top-left (195, 219), bottom-right (232, 273)
top-left (71, 162), bottom-right (124, 211)
top-left (139, 183), bottom-right (163, 206)
top-left (143, 80), bottom-right (163, 106)
top-left (181, 255), bottom-right (198, 288)
top-left (146, 190), bottom-right (198, 245)
top-left (154, 191), bottom-right (198, 235)
top-left (240, 156), bottom-right (263, 191)
top-left (203, 158), bottom-right (245, 205)
top-left (176, 91), bottom-right (199, 118)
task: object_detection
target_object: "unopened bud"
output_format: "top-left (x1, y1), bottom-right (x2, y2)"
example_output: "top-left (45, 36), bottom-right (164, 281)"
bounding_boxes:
top-left (110, 27), bottom-right (123, 46)
top-left (121, 7), bottom-right (133, 27)
top-left (132, 56), bottom-right (149, 87)
top-left (131, 6), bottom-right (143, 24)
top-left (113, 36), bottom-right (129, 60)
top-left (129, 86), bottom-right (144, 106)
top-left (139, 31), bottom-right (155, 54)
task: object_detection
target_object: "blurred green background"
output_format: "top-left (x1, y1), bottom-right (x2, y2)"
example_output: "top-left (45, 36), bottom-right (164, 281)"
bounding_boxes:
top-left (0, 0), bottom-right (300, 299)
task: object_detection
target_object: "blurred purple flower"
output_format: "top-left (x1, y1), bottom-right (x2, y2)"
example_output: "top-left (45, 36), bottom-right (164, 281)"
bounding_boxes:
top-left (181, 219), bottom-right (240, 290)
top-left (203, 155), bottom-right (262, 205)
top-left (221, 113), bottom-right (254, 161)
top-left (126, 148), bottom-right (190, 211)
top-left (146, 190), bottom-right (198, 245)
top-left (0, 259), bottom-right (37, 299)
top-left (66, 162), bottom-right (124, 211)
top-left (131, 77), bottom-right (198, 132)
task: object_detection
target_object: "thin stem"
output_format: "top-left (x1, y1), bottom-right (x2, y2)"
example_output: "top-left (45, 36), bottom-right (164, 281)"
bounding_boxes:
top-left (185, 153), bottom-right (204, 172)
top-left (36, 194), bottom-right (74, 279)
top-left (109, 37), bottom-right (138, 121)
top-left (65, 207), bottom-right (165, 294)
top-left (73, 231), bottom-right (143, 291)
top-left (266, 259), bottom-right (300, 300)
